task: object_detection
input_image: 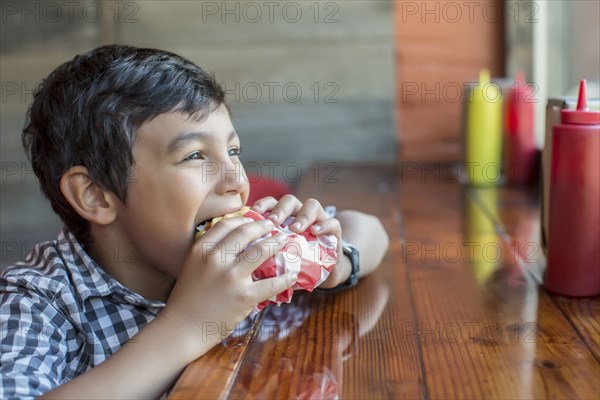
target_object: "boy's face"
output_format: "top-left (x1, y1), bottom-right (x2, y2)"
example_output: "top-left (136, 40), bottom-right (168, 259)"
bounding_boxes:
top-left (114, 105), bottom-right (249, 277)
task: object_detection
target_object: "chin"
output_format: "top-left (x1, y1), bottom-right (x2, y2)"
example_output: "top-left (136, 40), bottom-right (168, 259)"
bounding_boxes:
top-left (149, 241), bottom-right (190, 277)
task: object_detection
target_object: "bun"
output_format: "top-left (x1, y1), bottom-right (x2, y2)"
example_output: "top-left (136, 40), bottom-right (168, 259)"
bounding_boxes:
top-left (195, 206), bottom-right (252, 240)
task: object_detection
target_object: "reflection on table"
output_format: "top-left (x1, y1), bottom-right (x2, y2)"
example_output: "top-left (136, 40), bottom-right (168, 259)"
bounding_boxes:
top-left (170, 163), bottom-right (599, 400)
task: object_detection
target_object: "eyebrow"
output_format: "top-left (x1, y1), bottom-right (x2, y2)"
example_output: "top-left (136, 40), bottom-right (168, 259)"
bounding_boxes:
top-left (167, 130), bottom-right (239, 154)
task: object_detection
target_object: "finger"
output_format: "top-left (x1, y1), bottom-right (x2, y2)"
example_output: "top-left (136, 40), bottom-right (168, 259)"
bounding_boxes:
top-left (289, 198), bottom-right (328, 233)
top-left (310, 217), bottom-right (342, 240)
top-left (197, 216), bottom-right (254, 244)
top-left (310, 218), bottom-right (342, 255)
top-left (199, 218), bottom-right (275, 264)
top-left (265, 194), bottom-right (302, 225)
top-left (219, 219), bottom-right (276, 263)
top-left (236, 232), bottom-right (288, 276)
top-left (251, 196), bottom-right (277, 214)
top-left (250, 271), bottom-right (298, 305)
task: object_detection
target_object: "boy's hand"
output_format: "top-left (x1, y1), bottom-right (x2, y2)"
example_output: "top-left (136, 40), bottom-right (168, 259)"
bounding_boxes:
top-left (251, 194), bottom-right (340, 238)
top-left (160, 217), bottom-right (298, 350)
top-left (251, 195), bottom-right (351, 289)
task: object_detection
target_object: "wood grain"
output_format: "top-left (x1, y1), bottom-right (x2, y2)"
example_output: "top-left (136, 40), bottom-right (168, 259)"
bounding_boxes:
top-left (168, 313), bottom-right (265, 399)
top-left (471, 186), bottom-right (600, 365)
top-left (469, 186), bottom-right (545, 282)
top-left (399, 174), bottom-right (599, 399)
top-left (553, 296), bottom-right (600, 362)
top-left (227, 164), bottom-right (424, 399)
top-left (169, 163), bottom-right (599, 399)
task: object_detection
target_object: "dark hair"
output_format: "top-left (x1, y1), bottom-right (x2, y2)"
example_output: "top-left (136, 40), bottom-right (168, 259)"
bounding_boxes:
top-left (22, 45), bottom-right (227, 246)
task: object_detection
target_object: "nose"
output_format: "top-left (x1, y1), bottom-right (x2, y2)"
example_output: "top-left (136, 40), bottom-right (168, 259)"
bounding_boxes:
top-left (214, 158), bottom-right (248, 196)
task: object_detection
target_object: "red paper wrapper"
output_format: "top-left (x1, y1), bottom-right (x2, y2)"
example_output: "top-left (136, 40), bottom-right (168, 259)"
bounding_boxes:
top-left (196, 207), bottom-right (338, 310)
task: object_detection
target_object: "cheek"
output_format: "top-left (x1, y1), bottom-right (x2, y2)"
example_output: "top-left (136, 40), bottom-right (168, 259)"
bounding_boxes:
top-left (240, 166), bottom-right (250, 204)
top-left (122, 173), bottom-right (200, 264)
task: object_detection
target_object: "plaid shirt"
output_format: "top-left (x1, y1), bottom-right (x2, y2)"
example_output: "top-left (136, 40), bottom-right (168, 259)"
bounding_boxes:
top-left (0, 228), bottom-right (165, 399)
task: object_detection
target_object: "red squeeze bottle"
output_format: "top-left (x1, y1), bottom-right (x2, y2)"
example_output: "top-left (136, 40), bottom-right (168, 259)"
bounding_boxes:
top-left (504, 71), bottom-right (537, 186)
top-left (545, 80), bottom-right (600, 297)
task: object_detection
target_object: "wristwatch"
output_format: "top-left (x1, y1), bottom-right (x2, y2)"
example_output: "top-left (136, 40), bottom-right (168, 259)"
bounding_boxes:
top-left (319, 240), bottom-right (360, 293)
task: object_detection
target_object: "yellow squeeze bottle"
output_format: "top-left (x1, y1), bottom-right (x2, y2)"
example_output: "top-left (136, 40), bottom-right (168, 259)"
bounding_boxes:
top-left (465, 69), bottom-right (503, 186)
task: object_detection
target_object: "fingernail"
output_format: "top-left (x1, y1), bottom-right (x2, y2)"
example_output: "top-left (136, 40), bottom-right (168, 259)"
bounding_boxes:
top-left (242, 217), bottom-right (254, 223)
top-left (312, 224), bottom-right (322, 232)
top-left (263, 219), bottom-right (274, 228)
top-left (292, 221), bottom-right (303, 230)
top-left (275, 232), bottom-right (287, 242)
top-left (268, 213), bottom-right (279, 221)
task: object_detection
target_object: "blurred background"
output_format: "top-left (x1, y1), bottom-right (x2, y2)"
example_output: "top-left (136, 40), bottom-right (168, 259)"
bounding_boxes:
top-left (1, 0), bottom-right (599, 268)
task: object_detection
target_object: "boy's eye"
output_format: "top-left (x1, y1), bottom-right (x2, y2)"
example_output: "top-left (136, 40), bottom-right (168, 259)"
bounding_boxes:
top-left (229, 147), bottom-right (242, 157)
top-left (183, 151), bottom-right (204, 162)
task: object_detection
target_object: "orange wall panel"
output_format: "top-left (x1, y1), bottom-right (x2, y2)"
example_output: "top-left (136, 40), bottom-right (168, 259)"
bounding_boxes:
top-left (394, 0), bottom-right (505, 161)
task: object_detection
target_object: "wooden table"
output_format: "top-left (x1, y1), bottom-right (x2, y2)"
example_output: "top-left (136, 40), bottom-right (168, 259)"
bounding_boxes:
top-left (169, 163), bottom-right (599, 399)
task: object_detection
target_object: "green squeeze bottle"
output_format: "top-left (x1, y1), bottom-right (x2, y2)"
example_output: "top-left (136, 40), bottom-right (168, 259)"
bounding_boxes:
top-left (465, 69), bottom-right (503, 186)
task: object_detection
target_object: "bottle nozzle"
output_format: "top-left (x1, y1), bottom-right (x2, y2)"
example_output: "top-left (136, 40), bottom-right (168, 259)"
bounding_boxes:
top-left (576, 80), bottom-right (588, 111)
top-left (561, 78), bottom-right (599, 125)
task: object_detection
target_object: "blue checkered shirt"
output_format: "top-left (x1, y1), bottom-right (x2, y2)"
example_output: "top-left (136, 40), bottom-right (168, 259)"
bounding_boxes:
top-left (0, 228), bottom-right (165, 399)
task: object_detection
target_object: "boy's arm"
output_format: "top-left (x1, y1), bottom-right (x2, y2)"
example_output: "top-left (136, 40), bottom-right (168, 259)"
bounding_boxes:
top-left (0, 286), bottom-right (211, 400)
top-left (317, 209), bottom-right (390, 290)
top-left (40, 210), bottom-right (388, 398)
top-left (40, 313), bottom-right (215, 399)
top-left (42, 217), bottom-right (296, 399)
top-left (249, 196), bottom-right (389, 289)
top-left (1, 290), bottom-right (71, 399)
top-left (0, 276), bottom-right (203, 400)
top-left (336, 210), bottom-right (390, 278)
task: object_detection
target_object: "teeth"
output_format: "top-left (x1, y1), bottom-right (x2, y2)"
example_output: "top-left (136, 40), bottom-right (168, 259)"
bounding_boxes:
top-left (195, 220), bottom-right (210, 232)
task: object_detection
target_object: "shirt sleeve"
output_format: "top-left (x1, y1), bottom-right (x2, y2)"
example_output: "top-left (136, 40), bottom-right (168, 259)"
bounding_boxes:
top-left (0, 287), bottom-right (73, 399)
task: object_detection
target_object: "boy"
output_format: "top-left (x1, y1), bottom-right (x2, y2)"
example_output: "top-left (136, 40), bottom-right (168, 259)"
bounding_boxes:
top-left (0, 45), bottom-right (389, 398)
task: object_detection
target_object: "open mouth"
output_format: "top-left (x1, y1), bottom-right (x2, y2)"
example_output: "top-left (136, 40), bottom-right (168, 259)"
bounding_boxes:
top-left (194, 206), bottom-right (251, 238)
top-left (195, 219), bottom-right (212, 234)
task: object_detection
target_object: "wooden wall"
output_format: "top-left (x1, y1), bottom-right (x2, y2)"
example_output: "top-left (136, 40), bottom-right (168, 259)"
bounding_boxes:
top-left (394, 0), bottom-right (505, 161)
top-left (1, 1), bottom-right (395, 267)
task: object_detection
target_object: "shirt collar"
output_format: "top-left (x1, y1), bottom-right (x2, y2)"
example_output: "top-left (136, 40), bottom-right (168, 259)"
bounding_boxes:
top-left (59, 228), bottom-right (166, 309)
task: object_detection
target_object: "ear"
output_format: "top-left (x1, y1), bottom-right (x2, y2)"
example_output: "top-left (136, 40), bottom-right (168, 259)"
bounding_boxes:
top-left (60, 166), bottom-right (118, 225)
